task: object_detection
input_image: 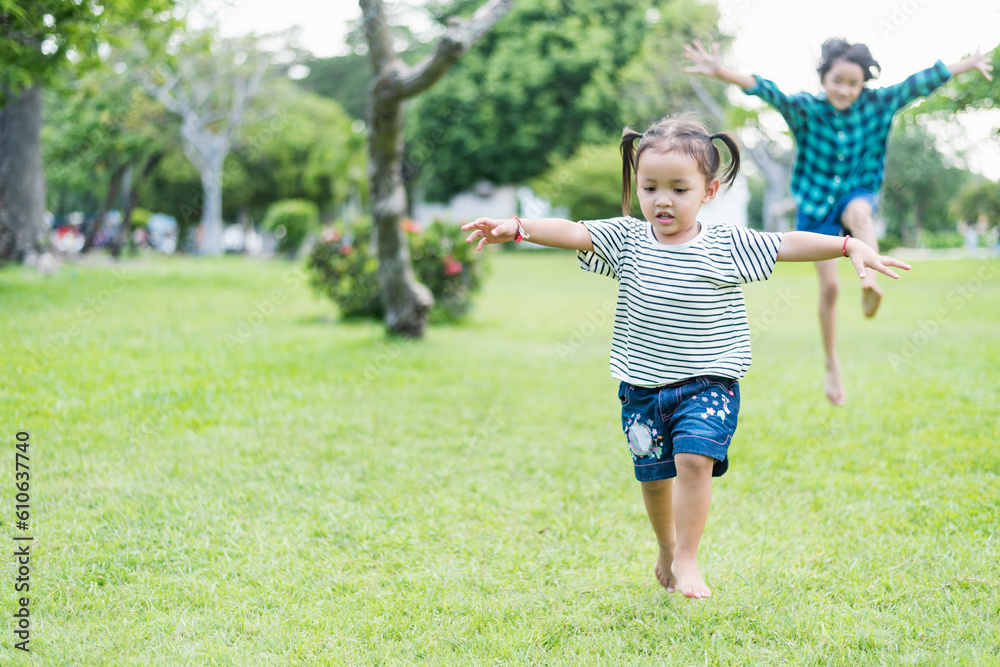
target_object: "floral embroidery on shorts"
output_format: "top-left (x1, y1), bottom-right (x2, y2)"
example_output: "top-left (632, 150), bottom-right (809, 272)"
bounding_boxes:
top-left (625, 414), bottom-right (665, 459)
top-left (699, 390), bottom-right (732, 421)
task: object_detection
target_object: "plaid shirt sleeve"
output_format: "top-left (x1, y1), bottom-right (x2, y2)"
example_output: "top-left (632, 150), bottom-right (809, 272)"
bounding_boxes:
top-left (872, 60), bottom-right (952, 112)
top-left (744, 75), bottom-right (812, 131)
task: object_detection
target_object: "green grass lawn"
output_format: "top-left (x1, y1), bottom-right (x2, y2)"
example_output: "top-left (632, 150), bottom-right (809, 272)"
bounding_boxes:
top-left (2, 250), bottom-right (999, 665)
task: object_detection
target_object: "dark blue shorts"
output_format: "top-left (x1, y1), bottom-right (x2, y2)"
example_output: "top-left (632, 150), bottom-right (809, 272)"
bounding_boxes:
top-left (796, 189), bottom-right (877, 237)
top-left (618, 376), bottom-right (740, 482)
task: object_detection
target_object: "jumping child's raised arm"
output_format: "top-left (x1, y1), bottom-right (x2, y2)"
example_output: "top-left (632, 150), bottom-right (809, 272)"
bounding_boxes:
top-left (682, 40), bottom-right (756, 91)
top-left (948, 47), bottom-right (993, 80)
top-left (682, 40), bottom-right (807, 128)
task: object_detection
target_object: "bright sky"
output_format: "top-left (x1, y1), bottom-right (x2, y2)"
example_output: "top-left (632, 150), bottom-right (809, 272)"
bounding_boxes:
top-left (215, 0), bottom-right (1000, 177)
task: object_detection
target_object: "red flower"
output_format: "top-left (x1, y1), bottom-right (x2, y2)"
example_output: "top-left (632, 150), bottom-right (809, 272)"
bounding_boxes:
top-left (401, 219), bottom-right (422, 234)
top-left (339, 244), bottom-right (354, 255)
top-left (443, 256), bottom-right (463, 276)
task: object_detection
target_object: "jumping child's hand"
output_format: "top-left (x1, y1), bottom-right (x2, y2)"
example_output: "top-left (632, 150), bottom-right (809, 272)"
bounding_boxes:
top-left (462, 217), bottom-right (519, 251)
top-left (845, 238), bottom-right (911, 290)
top-left (683, 40), bottom-right (722, 77)
top-left (969, 47), bottom-right (994, 81)
top-left (950, 47), bottom-right (994, 81)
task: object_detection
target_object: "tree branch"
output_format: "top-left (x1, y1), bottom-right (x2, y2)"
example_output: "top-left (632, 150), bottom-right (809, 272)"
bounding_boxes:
top-left (360, 0), bottom-right (397, 77)
top-left (397, 0), bottom-right (512, 99)
top-left (363, 0), bottom-right (514, 103)
top-left (224, 56), bottom-right (267, 143)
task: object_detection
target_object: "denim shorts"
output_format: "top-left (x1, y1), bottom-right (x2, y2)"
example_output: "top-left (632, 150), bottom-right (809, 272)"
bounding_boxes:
top-left (796, 189), bottom-right (877, 237)
top-left (618, 376), bottom-right (740, 482)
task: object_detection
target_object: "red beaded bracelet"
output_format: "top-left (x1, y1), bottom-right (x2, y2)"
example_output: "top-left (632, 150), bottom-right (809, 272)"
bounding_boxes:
top-left (513, 216), bottom-right (529, 243)
top-left (842, 234), bottom-right (851, 257)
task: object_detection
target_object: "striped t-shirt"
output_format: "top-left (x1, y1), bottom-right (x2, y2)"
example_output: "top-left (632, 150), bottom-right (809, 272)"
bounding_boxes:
top-left (578, 218), bottom-right (783, 387)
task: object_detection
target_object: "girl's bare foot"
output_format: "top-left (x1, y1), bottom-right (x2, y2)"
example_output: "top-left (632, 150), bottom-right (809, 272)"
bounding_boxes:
top-left (862, 285), bottom-right (882, 318)
top-left (671, 557), bottom-right (711, 598)
top-left (654, 549), bottom-right (677, 593)
top-left (824, 359), bottom-right (845, 406)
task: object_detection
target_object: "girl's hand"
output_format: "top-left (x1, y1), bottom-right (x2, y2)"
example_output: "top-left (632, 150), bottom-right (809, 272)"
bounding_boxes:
top-left (950, 48), bottom-right (994, 80)
top-left (461, 217), bottom-right (519, 251)
top-left (683, 40), bottom-right (722, 77)
top-left (969, 47), bottom-right (994, 81)
top-left (845, 238), bottom-right (911, 290)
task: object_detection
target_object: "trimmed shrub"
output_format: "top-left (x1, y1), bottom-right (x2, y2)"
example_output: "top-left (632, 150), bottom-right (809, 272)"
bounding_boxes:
top-left (263, 199), bottom-right (320, 255)
top-left (307, 218), bottom-right (487, 322)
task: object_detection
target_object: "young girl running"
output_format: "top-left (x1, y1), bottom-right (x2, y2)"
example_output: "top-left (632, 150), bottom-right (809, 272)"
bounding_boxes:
top-left (461, 115), bottom-right (910, 598)
top-left (683, 38), bottom-right (993, 405)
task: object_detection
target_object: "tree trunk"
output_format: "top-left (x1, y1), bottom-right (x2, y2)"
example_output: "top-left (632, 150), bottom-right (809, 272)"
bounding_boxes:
top-left (83, 162), bottom-right (128, 253)
top-left (369, 96), bottom-right (434, 337)
top-left (198, 153), bottom-right (225, 256)
top-left (112, 152), bottom-right (163, 258)
top-left (0, 85), bottom-right (47, 262)
top-left (362, 0), bottom-right (513, 337)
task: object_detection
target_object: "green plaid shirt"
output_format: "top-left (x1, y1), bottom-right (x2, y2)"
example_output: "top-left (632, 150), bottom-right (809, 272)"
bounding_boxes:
top-left (745, 60), bottom-right (952, 221)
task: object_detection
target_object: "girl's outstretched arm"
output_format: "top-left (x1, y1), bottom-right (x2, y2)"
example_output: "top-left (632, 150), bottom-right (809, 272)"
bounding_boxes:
top-left (948, 47), bottom-right (994, 80)
top-left (777, 232), bottom-right (911, 285)
top-left (683, 39), bottom-right (756, 90)
top-left (461, 217), bottom-right (593, 252)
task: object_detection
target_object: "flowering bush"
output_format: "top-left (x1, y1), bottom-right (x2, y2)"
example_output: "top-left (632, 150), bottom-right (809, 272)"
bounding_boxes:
top-left (307, 217), bottom-right (488, 322)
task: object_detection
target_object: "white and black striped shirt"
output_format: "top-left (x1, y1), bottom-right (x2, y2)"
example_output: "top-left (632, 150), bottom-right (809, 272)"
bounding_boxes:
top-left (578, 218), bottom-right (783, 387)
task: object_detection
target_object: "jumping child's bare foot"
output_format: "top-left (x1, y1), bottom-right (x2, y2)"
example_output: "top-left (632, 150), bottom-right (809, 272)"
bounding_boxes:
top-left (654, 549), bottom-right (677, 593)
top-left (824, 359), bottom-right (845, 406)
top-left (671, 557), bottom-right (711, 599)
top-left (862, 285), bottom-right (882, 318)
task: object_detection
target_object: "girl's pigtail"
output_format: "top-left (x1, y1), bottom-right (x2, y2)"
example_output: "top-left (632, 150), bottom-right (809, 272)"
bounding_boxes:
top-left (620, 127), bottom-right (643, 216)
top-left (710, 132), bottom-right (741, 189)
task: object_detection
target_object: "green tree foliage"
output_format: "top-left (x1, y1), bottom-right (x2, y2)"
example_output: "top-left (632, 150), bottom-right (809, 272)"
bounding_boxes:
top-left (0, 0), bottom-right (175, 98)
top-left (1, 0), bottom-right (175, 260)
top-left (229, 81), bottom-right (367, 219)
top-left (43, 64), bottom-right (177, 217)
top-left (297, 54), bottom-right (371, 120)
top-left (613, 1), bottom-right (728, 127)
top-left (137, 149), bottom-right (201, 245)
top-left (262, 198), bottom-right (319, 255)
top-left (953, 179), bottom-right (1000, 224)
top-left (295, 1), bottom-right (722, 210)
top-left (529, 142), bottom-right (635, 221)
top-left (405, 0), bottom-right (670, 202)
top-left (882, 120), bottom-right (971, 246)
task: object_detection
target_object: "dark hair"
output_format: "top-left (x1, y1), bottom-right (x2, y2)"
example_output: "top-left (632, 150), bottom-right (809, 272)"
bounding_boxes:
top-left (619, 114), bottom-right (740, 217)
top-left (817, 38), bottom-right (880, 82)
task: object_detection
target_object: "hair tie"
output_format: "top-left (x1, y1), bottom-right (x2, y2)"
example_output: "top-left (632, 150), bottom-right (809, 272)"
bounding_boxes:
top-left (708, 133), bottom-right (721, 141)
top-left (637, 133), bottom-right (644, 142)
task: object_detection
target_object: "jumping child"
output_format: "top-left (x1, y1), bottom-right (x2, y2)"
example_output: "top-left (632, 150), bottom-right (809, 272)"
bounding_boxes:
top-left (684, 38), bottom-right (993, 405)
top-left (462, 115), bottom-right (910, 598)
